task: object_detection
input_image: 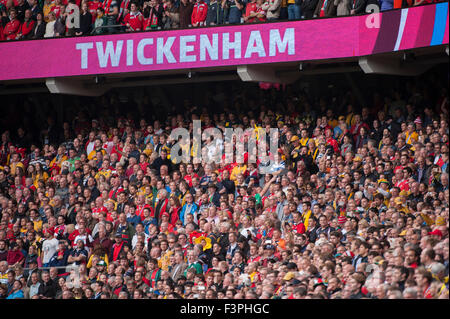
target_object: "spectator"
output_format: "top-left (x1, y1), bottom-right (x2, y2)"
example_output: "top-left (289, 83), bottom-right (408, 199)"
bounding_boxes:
top-left (179, 0), bottom-right (194, 28)
top-left (76, 2), bottom-right (92, 36)
top-left (143, 0), bottom-right (164, 30)
top-left (163, 0), bottom-right (180, 29)
top-left (3, 9), bottom-right (20, 40)
top-left (206, 0), bottom-right (224, 26)
top-left (350, 0), bottom-right (366, 14)
top-left (31, 11), bottom-right (45, 39)
top-left (226, 0), bottom-right (244, 24)
top-left (301, 0), bottom-right (319, 18)
top-left (122, 2), bottom-right (143, 32)
top-left (44, 10), bottom-right (56, 37)
top-left (314, 0), bottom-right (337, 17)
top-left (286, 0), bottom-right (301, 20)
top-left (264, 0), bottom-right (282, 21)
top-left (191, 0), bottom-right (208, 27)
top-left (380, 0), bottom-right (394, 11)
top-left (103, 0), bottom-right (120, 33)
top-left (16, 9), bottom-right (35, 40)
top-left (93, 7), bottom-right (107, 34)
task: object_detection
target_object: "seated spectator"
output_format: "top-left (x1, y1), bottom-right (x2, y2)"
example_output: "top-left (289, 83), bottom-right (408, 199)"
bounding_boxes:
top-left (3, 9), bottom-right (20, 40)
top-left (16, 8), bottom-right (34, 39)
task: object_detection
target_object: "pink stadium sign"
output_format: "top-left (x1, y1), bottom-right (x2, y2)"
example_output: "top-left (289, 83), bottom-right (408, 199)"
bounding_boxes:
top-left (0, 3), bottom-right (448, 81)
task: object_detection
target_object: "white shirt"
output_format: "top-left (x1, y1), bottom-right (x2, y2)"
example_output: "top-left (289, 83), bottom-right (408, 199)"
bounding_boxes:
top-left (42, 237), bottom-right (59, 264)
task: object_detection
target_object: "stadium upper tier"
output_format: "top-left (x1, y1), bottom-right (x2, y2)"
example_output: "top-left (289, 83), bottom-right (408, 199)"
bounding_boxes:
top-left (0, 2), bottom-right (448, 82)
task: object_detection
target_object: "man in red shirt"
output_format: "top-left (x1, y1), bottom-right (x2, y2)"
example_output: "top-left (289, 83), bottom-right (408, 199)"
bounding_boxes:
top-left (122, 2), bottom-right (143, 31)
top-left (191, 0), bottom-right (207, 27)
top-left (16, 9), bottom-right (35, 39)
top-left (3, 9), bottom-right (20, 40)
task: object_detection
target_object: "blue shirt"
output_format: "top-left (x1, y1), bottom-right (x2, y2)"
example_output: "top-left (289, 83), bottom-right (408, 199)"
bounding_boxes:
top-left (7, 290), bottom-right (24, 299)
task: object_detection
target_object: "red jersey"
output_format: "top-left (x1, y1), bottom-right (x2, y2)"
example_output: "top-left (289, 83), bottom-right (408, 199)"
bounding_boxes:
top-left (3, 19), bottom-right (20, 40)
top-left (123, 11), bottom-right (143, 31)
top-left (191, 1), bottom-right (207, 26)
top-left (245, 2), bottom-right (257, 23)
top-left (19, 20), bottom-right (35, 37)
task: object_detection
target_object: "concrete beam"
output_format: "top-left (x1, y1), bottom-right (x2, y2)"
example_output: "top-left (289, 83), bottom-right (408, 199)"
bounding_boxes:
top-left (237, 65), bottom-right (300, 84)
top-left (358, 55), bottom-right (432, 76)
top-left (45, 77), bottom-right (110, 96)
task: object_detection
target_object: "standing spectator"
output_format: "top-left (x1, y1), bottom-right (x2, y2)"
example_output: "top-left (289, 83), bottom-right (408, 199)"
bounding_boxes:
top-left (43, 0), bottom-right (55, 22)
top-left (143, 0), bottom-right (164, 30)
top-left (264, 0), bottom-right (282, 21)
top-left (163, 0), bottom-right (180, 29)
top-left (380, 0), bottom-right (394, 10)
top-left (191, 0), bottom-right (208, 27)
top-left (300, 0), bottom-right (318, 18)
top-left (76, 2), bottom-right (92, 36)
top-left (103, 0), bottom-right (119, 33)
top-left (225, 0), bottom-right (244, 24)
top-left (286, 0), bottom-right (300, 20)
top-left (179, 0), bottom-right (194, 28)
top-left (314, 0), bottom-right (337, 17)
top-left (350, 0), bottom-right (366, 14)
top-left (206, 0), bottom-right (224, 26)
top-left (243, 0), bottom-right (258, 23)
top-left (54, 5), bottom-right (66, 36)
top-left (122, 2), bottom-right (143, 31)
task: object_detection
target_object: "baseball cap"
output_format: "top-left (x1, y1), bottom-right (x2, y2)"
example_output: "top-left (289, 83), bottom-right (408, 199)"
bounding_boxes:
top-left (283, 272), bottom-right (295, 281)
top-left (428, 229), bottom-right (443, 237)
top-left (97, 260), bottom-right (107, 267)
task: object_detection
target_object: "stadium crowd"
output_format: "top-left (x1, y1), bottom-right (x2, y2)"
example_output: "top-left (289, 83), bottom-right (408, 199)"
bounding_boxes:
top-left (0, 0), bottom-right (445, 40)
top-left (0, 72), bottom-right (449, 300)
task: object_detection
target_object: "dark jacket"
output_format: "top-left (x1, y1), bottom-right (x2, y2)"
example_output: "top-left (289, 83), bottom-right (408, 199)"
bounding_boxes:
top-left (206, 1), bottom-right (224, 26)
top-left (301, 0), bottom-right (319, 19)
top-left (351, 0), bottom-right (366, 14)
top-left (78, 11), bottom-right (92, 35)
top-left (179, 1), bottom-right (194, 28)
top-left (313, 0), bottom-right (337, 17)
top-left (38, 279), bottom-right (59, 298)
